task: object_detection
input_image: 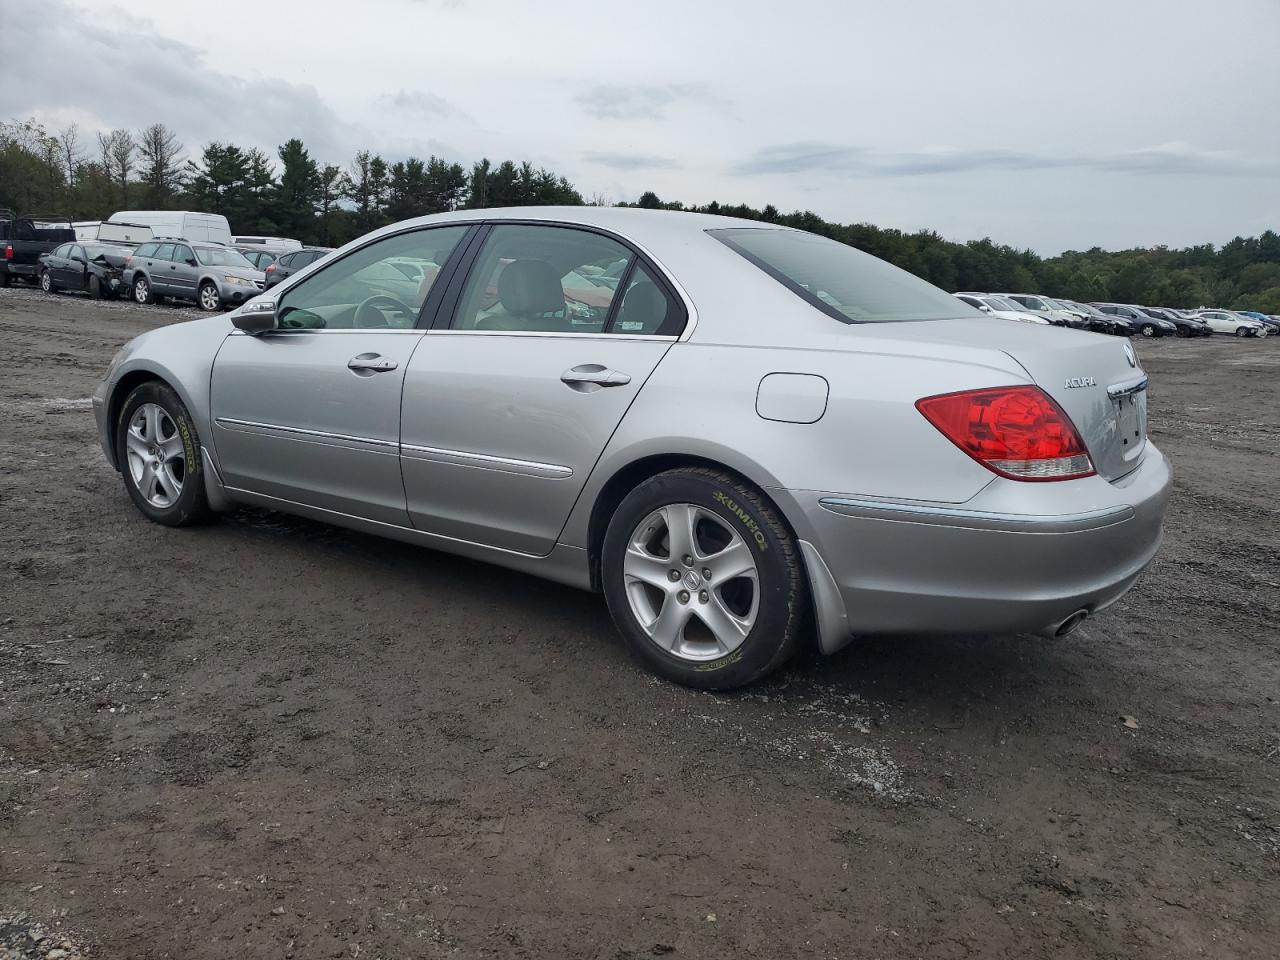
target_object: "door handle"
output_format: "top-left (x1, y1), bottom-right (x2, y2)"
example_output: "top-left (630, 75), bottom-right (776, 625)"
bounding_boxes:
top-left (348, 353), bottom-right (398, 375)
top-left (561, 364), bottom-right (631, 391)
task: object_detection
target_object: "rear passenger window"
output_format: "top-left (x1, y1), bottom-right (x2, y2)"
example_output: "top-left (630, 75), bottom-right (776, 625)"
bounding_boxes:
top-left (611, 263), bottom-right (677, 335)
top-left (453, 225), bottom-right (632, 333)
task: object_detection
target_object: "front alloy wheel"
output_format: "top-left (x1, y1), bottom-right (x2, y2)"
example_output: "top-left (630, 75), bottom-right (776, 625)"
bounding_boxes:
top-left (125, 402), bottom-right (187, 508)
top-left (1140, 323), bottom-right (1156, 337)
top-left (116, 381), bottom-right (212, 526)
top-left (40, 270), bottom-right (53, 293)
top-left (198, 282), bottom-right (221, 311)
top-left (134, 276), bottom-right (152, 304)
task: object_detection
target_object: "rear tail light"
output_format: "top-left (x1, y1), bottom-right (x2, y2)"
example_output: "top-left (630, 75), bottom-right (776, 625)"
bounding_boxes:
top-left (915, 385), bottom-right (1095, 481)
top-left (265, 263), bottom-right (276, 274)
top-left (3, 244), bottom-right (12, 260)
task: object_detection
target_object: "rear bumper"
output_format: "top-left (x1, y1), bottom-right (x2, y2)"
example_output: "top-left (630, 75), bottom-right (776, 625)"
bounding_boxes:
top-left (3, 263), bottom-right (37, 277)
top-left (788, 444), bottom-right (1173, 650)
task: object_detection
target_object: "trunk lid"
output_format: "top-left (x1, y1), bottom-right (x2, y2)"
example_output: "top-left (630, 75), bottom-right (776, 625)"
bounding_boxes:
top-left (875, 316), bottom-right (1148, 481)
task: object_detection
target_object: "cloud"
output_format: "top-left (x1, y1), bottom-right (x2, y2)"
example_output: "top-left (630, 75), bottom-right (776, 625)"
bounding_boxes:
top-left (574, 83), bottom-right (709, 120)
top-left (733, 140), bottom-right (1276, 179)
top-left (582, 151), bottom-right (679, 171)
top-left (0, 1), bottom-right (356, 163)
top-left (380, 89), bottom-right (468, 121)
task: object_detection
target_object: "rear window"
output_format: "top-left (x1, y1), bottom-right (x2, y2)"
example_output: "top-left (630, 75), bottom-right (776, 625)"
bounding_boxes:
top-left (709, 228), bottom-right (966, 324)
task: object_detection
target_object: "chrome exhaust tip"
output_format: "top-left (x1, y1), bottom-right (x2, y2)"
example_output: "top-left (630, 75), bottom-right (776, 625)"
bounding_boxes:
top-left (1053, 609), bottom-right (1090, 639)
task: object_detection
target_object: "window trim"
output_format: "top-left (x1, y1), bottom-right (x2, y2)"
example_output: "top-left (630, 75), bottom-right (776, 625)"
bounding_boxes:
top-left (432, 219), bottom-right (688, 339)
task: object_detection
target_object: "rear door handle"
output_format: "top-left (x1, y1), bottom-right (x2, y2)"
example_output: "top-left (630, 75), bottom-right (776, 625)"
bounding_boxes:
top-left (561, 364), bottom-right (631, 391)
top-left (348, 353), bottom-right (398, 374)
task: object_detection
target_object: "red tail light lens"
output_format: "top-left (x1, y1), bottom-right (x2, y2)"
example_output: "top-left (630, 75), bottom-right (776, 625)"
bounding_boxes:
top-left (916, 385), bottom-right (1095, 481)
top-left (265, 263), bottom-right (276, 274)
top-left (3, 244), bottom-right (12, 260)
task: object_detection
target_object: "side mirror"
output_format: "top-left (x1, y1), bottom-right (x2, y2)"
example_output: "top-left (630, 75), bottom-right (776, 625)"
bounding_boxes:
top-left (185, 257), bottom-right (197, 266)
top-left (232, 298), bottom-right (277, 334)
top-left (73, 256), bottom-right (87, 265)
top-left (978, 304), bottom-right (993, 313)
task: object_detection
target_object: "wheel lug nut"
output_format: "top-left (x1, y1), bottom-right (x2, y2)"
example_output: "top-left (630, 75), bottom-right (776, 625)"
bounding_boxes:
top-left (677, 590), bottom-right (690, 604)
top-left (699, 590), bottom-right (709, 604)
top-left (668, 569), bottom-right (681, 582)
top-left (702, 568), bottom-right (712, 580)
top-left (682, 555), bottom-right (693, 567)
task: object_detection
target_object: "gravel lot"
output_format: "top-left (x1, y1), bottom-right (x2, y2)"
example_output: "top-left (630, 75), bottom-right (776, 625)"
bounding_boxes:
top-left (1, 286), bottom-right (1277, 959)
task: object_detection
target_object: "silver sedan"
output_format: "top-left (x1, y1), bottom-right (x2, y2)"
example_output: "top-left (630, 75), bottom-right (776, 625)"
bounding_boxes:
top-left (93, 207), bottom-right (1172, 688)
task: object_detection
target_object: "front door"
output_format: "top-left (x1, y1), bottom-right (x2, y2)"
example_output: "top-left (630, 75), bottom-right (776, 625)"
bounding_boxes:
top-left (208, 223), bottom-right (472, 525)
top-left (401, 223), bottom-right (686, 555)
top-left (167, 243), bottom-right (199, 301)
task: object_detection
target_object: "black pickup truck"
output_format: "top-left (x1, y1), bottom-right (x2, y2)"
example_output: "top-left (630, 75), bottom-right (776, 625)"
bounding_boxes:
top-left (1, 210), bottom-right (76, 286)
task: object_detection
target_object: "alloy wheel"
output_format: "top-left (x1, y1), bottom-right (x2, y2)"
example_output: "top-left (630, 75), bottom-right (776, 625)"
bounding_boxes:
top-left (40, 271), bottom-right (51, 293)
top-left (199, 284), bottom-right (220, 311)
top-left (125, 403), bottom-right (186, 508)
top-left (135, 278), bottom-right (148, 303)
top-left (622, 503), bottom-right (759, 662)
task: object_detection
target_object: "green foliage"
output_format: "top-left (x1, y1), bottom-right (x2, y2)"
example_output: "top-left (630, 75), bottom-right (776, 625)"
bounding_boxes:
top-left (3, 112), bottom-right (1275, 313)
top-left (622, 191), bottom-right (1279, 311)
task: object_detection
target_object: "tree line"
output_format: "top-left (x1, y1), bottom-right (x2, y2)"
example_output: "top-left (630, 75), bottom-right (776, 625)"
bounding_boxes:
top-left (0, 118), bottom-right (583, 248)
top-left (2, 118), bottom-right (1276, 313)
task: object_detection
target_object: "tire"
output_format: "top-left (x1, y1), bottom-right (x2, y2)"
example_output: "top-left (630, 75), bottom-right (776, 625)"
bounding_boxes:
top-left (1140, 323), bottom-right (1156, 338)
top-left (1235, 327), bottom-right (1250, 338)
top-left (133, 275), bottom-right (154, 305)
top-left (198, 281), bottom-right (222, 312)
top-left (0, 269), bottom-right (10, 288)
top-left (115, 381), bottom-right (213, 527)
top-left (40, 269), bottom-right (55, 294)
top-left (601, 467), bottom-right (809, 690)
top-left (1175, 326), bottom-right (1188, 338)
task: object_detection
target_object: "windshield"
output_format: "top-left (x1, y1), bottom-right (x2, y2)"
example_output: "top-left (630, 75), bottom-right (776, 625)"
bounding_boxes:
top-left (195, 246), bottom-right (254, 268)
top-left (710, 228), bottom-right (964, 323)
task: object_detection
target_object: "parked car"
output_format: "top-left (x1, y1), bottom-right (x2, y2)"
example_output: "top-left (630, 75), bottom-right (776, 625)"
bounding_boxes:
top-left (235, 248), bottom-right (278, 271)
top-left (953, 292), bottom-right (1051, 324)
top-left (1135, 306), bottom-right (1211, 338)
top-left (1194, 309), bottom-right (1267, 337)
top-left (109, 211), bottom-right (233, 246)
top-left (1042, 297), bottom-right (1093, 329)
top-left (996, 293), bottom-right (1080, 326)
top-left (92, 208), bottom-right (1171, 689)
top-left (1056, 299), bottom-right (1134, 336)
top-left (122, 240), bottom-right (264, 310)
top-left (1092, 303), bottom-right (1177, 338)
top-left (38, 241), bottom-right (134, 298)
top-left (262, 247), bottom-right (334, 289)
top-left (1, 210), bottom-right (76, 286)
top-left (1237, 310), bottom-right (1280, 335)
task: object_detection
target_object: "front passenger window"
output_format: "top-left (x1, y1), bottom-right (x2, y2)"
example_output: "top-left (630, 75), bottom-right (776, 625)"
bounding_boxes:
top-left (276, 226), bottom-right (467, 330)
top-left (153, 243), bottom-right (176, 262)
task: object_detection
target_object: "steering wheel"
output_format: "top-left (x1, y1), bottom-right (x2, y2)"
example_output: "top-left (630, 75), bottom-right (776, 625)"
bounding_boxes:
top-left (353, 294), bottom-right (416, 329)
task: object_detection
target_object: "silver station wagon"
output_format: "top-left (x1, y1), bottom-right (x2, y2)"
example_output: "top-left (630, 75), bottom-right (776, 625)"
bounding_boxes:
top-left (93, 207), bottom-right (1171, 688)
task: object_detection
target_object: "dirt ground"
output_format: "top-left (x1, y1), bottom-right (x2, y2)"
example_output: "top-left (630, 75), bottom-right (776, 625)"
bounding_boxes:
top-left (0, 285), bottom-right (1277, 959)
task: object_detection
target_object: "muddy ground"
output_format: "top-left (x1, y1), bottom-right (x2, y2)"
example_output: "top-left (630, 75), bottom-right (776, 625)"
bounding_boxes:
top-left (0, 285), bottom-right (1276, 959)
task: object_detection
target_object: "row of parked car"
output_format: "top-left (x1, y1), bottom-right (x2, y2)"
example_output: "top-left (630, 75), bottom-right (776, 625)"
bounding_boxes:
top-left (1, 209), bottom-right (333, 310)
top-left (954, 291), bottom-right (1279, 339)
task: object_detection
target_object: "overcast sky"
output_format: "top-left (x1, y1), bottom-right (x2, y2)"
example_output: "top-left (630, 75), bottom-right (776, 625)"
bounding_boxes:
top-left (6, 0), bottom-right (1278, 254)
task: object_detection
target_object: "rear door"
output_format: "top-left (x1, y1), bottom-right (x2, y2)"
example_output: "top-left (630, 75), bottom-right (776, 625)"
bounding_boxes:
top-left (148, 243), bottom-right (177, 294)
top-left (400, 222), bottom-right (686, 554)
top-left (209, 223), bottom-right (472, 524)
top-left (167, 243), bottom-right (198, 300)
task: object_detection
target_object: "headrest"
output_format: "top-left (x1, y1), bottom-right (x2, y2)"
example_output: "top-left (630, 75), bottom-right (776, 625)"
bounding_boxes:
top-left (617, 281), bottom-right (666, 331)
top-left (498, 259), bottom-right (564, 317)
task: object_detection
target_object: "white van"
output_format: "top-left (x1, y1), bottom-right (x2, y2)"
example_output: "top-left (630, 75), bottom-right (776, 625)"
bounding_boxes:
top-left (109, 211), bottom-right (233, 246)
